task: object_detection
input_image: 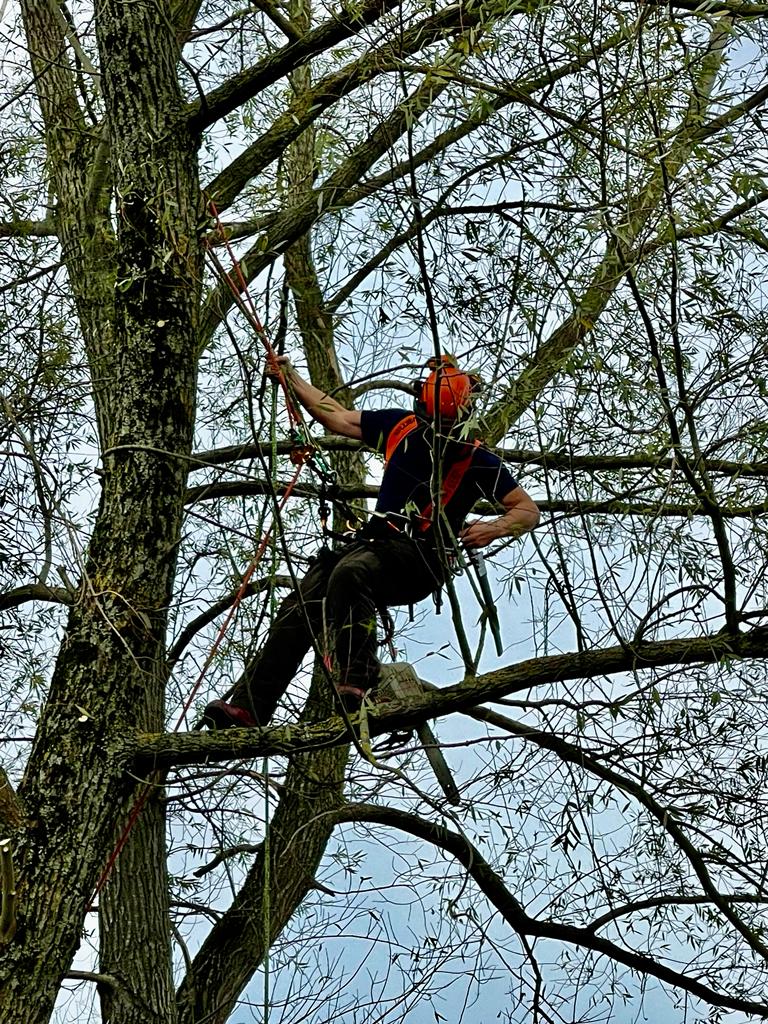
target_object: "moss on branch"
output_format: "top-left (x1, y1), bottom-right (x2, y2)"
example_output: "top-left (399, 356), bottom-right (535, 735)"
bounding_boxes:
top-left (133, 625), bottom-right (768, 771)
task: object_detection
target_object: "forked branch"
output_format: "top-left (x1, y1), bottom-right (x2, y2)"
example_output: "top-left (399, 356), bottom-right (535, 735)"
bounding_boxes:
top-left (332, 804), bottom-right (768, 1017)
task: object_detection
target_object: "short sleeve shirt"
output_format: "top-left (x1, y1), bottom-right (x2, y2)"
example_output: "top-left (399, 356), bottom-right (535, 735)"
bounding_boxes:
top-left (360, 408), bottom-right (518, 535)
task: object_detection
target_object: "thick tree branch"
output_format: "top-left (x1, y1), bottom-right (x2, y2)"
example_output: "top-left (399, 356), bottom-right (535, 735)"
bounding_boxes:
top-left (63, 970), bottom-right (118, 988)
top-left (191, 842), bottom-right (262, 878)
top-left (170, 0), bottom-right (205, 46)
top-left (642, 187), bottom-right (768, 253)
top-left (187, 0), bottom-right (402, 132)
top-left (481, 16), bottom-right (734, 443)
top-left (186, 5), bottom-right (295, 42)
top-left (0, 585), bottom-right (73, 612)
top-left (693, 81), bottom-right (768, 143)
top-left (459, 703), bottom-right (768, 964)
top-left (0, 261), bottom-right (63, 295)
top-left (199, 73), bottom-right (451, 344)
top-left (191, 436), bottom-right (768, 478)
top-left (206, 0), bottom-right (538, 211)
top-left (20, 0), bottom-right (117, 448)
top-left (256, 0), bottom-right (302, 40)
top-left (134, 625), bottom-right (768, 770)
top-left (20, 0), bottom-right (84, 139)
top-left (0, 220), bottom-right (57, 239)
top-left (167, 575), bottom-right (292, 668)
top-left (185, 472), bottom-right (767, 519)
top-left (175, 703), bottom-right (349, 1024)
top-left (280, 0), bottom-right (370, 535)
top-left (587, 893), bottom-right (768, 933)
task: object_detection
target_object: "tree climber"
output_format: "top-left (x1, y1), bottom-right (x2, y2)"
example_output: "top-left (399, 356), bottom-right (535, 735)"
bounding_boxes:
top-left (201, 355), bottom-right (540, 729)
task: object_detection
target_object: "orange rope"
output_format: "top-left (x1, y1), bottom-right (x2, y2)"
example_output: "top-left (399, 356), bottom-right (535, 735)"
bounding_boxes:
top-left (90, 203), bottom-right (310, 908)
top-left (205, 199), bottom-right (306, 431)
top-left (89, 463), bottom-right (305, 907)
top-left (173, 461), bottom-right (305, 730)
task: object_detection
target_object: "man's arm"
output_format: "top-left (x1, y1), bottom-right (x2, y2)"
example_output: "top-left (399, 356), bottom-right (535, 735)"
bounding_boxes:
top-left (459, 485), bottom-right (540, 550)
top-left (272, 357), bottom-right (362, 439)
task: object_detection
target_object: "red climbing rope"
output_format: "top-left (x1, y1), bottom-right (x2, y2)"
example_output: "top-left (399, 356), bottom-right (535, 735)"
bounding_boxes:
top-left (89, 201), bottom-right (311, 908)
top-left (173, 459), bottom-right (305, 730)
top-left (90, 462), bottom-right (305, 907)
top-left (205, 199), bottom-right (306, 431)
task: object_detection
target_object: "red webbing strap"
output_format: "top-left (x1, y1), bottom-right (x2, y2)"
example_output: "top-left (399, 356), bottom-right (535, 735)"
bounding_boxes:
top-left (384, 414), bottom-right (418, 463)
top-left (417, 440), bottom-right (480, 531)
top-left (383, 415), bottom-right (480, 531)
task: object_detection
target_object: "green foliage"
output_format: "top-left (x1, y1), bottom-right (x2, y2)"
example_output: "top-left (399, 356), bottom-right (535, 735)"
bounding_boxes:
top-left (4, 0), bottom-right (768, 1021)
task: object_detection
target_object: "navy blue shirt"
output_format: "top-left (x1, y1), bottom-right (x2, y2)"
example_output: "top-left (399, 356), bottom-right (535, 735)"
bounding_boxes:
top-left (360, 408), bottom-right (518, 535)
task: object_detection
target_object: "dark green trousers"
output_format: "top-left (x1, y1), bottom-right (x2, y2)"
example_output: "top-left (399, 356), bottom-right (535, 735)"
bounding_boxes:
top-left (230, 535), bottom-right (443, 724)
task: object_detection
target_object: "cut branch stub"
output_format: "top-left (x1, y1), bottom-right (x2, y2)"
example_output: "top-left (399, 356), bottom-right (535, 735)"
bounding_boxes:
top-left (0, 841), bottom-right (17, 945)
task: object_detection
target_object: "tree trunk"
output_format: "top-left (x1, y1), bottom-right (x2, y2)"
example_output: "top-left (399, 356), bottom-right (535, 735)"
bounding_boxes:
top-left (176, 729), bottom-right (348, 1024)
top-left (98, 796), bottom-right (176, 1024)
top-left (176, 4), bottom-right (367, 1015)
top-left (0, 3), bottom-right (202, 1021)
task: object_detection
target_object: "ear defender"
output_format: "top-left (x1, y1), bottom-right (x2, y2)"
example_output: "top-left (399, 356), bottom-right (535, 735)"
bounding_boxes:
top-left (415, 354), bottom-right (477, 420)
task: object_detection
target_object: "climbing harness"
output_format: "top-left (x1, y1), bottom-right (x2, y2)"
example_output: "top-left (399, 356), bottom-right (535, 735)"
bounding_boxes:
top-left (383, 412), bottom-right (481, 533)
top-left (384, 410), bottom-right (505, 657)
top-left (309, 449), bottom-right (360, 547)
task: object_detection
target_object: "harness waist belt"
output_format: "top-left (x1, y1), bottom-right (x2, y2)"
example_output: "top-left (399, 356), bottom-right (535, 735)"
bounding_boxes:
top-left (359, 511), bottom-right (433, 540)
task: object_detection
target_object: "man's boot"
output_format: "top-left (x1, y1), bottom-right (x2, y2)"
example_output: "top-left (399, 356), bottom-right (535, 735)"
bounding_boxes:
top-left (198, 699), bottom-right (258, 730)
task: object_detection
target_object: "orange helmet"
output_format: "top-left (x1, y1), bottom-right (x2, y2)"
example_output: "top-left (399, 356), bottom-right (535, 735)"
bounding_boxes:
top-left (418, 356), bottom-right (475, 420)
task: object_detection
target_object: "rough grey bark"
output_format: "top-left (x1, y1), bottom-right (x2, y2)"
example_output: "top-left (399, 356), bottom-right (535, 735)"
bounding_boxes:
top-left (1, 2), bottom-right (202, 1021)
top-left (90, 2), bottom-right (203, 1021)
top-left (176, 735), bottom-right (348, 1024)
top-left (98, 796), bottom-right (176, 1024)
